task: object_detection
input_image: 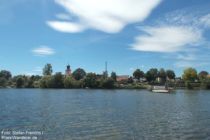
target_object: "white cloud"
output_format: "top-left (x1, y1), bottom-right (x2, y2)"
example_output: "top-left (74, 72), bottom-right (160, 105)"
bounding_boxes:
top-left (131, 9), bottom-right (210, 53)
top-left (160, 10), bottom-right (210, 28)
top-left (32, 46), bottom-right (55, 56)
top-left (56, 13), bottom-right (71, 20)
top-left (177, 54), bottom-right (197, 61)
top-left (131, 26), bottom-right (203, 52)
top-left (174, 61), bottom-right (209, 68)
top-left (200, 14), bottom-right (210, 28)
top-left (46, 21), bottom-right (84, 33)
top-left (47, 0), bottom-right (162, 33)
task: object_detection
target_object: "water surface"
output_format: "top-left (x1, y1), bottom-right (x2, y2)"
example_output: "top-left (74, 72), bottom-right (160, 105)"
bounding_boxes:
top-left (0, 89), bottom-right (210, 140)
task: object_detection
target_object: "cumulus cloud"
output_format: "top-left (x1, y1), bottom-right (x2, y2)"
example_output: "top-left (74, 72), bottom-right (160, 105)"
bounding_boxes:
top-left (32, 46), bottom-right (55, 56)
top-left (47, 0), bottom-right (162, 33)
top-left (131, 26), bottom-right (203, 52)
top-left (131, 9), bottom-right (210, 53)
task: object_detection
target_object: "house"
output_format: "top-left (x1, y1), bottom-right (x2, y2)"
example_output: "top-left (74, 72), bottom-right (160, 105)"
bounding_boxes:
top-left (133, 77), bottom-right (147, 82)
top-left (116, 75), bottom-right (130, 82)
top-left (175, 77), bottom-right (182, 82)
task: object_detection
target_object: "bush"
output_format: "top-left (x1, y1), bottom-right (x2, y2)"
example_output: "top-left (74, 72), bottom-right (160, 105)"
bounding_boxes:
top-left (84, 73), bottom-right (99, 88)
top-left (101, 78), bottom-right (115, 89)
top-left (16, 77), bottom-right (24, 88)
top-left (0, 77), bottom-right (7, 88)
top-left (64, 76), bottom-right (81, 88)
top-left (39, 75), bottom-right (52, 88)
top-left (201, 78), bottom-right (210, 89)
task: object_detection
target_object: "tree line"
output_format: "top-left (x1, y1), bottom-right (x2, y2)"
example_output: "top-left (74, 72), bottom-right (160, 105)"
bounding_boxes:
top-left (0, 64), bottom-right (210, 89)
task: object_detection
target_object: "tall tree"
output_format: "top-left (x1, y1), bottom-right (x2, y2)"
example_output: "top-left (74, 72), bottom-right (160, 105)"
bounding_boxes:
top-left (166, 70), bottom-right (176, 80)
top-left (146, 68), bottom-right (158, 82)
top-left (0, 70), bottom-right (12, 80)
top-left (111, 72), bottom-right (117, 81)
top-left (16, 77), bottom-right (24, 88)
top-left (0, 77), bottom-right (7, 87)
top-left (198, 71), bottom-right (209, 81)
top-left (72, 68), bottom-right (86, 80)
top-left (158, 68), bottom-right (166, 82)
top-left (182, 68), bottom-right (198, 82)
top-left (133, 69), bottom-right (144, 81)
top-left (84, 73), bottom-right (98, 88)
top-left (43, 63), bottom-right (53, 76)
top-left (53, 72), bottom-right (64, 88)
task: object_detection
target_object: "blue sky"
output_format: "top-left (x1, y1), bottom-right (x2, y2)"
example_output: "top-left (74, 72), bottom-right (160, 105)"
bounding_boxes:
top-left (1, 0), bottom-right (210, 77)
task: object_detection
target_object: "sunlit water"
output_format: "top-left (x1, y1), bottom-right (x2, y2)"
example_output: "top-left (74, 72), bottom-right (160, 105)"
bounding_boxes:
top-left (0, 89), bottom-right (210, 140)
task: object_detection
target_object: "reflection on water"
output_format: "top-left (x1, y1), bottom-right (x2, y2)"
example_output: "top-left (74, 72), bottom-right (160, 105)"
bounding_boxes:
top-left (0, 89), bottom-right (210, 140)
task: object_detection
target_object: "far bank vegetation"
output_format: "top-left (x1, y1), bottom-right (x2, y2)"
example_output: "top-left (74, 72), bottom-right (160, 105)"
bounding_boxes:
top-left (0, 64), bottom-right (210, 90)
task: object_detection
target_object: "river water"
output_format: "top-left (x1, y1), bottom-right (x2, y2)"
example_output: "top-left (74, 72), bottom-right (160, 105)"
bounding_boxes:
top-left (0, 89), bottom-right (210, 140)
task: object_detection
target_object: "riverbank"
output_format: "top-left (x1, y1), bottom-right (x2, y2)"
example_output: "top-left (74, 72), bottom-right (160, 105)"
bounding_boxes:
top-left (2, 82), bottom-right (210, 90)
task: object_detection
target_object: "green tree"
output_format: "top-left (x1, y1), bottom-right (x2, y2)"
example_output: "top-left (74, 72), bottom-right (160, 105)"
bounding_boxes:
top-left (39, 75), bottom-right (52, 88)
top-left (198, 71), bottom-right (209, 81)
top-left (24, 76), bottom-right (33, 88)
top-left (16, 77), bottom-right (24, 88)
top-left (43, 63), bottom-right (53, 76)
top-left (0, 70), bottom-right (12, 80)
top-left (158, 68), bottom-right (166, 83)
top-left (111, 72), bottom-right (117, 81)
top-left (128, 77), bottom-right (134, 84)
top-left (133, 69), bottom-right (144, 81)
top-left (146, 68), bottom-right (158, 82)
top-left (72, 68), bottom-right (86, 80)
top-left (53, 72), bottom-right (64, 88)
top-left (201, 77), bottom-right (210, 89)
top-left (166, 70), bottom-right (176, 80)
top-left (84, 73), bottom-right (98, 88)
top-left (101, 78), bottom-right (115, 88)
top-left (0, 77), bottom-right (7, 87)
top-left (45, 76), bottom-right (55, 88)
top-left (64, 76), bottom-right (76, 88)
top-left (182, 68), bottom-right (198, 82)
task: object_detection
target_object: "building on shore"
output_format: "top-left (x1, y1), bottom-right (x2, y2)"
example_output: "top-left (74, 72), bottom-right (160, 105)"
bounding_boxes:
top-left (65, 64), bottom-right (71, 76)
top-left (116, 75), bottom-right (130, 82)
